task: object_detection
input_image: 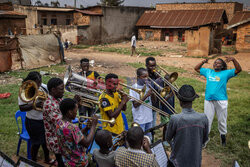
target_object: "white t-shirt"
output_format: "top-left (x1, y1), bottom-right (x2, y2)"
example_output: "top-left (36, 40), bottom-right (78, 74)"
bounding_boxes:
top-left (129, 83), bottom-right (153, 124)
top-left (18, 83), bottom-right (48, 120)
top-left (131, 35), bottom-right (136, 47)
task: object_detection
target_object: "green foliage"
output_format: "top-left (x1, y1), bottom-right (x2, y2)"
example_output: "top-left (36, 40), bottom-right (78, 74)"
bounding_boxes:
top-left (99, 0), bottom-right (124, 6)
top-left (93, 47), bottom-right (162, 56)
top-left (72, 45), bottom-right (91, 49)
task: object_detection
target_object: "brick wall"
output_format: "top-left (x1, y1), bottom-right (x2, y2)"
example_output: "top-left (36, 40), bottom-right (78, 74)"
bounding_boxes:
top-left (73, 12), bottom-right (90, 25)
top-left (236, 23), bottom-right (250, 52)
top-left (0, 2), bottom-right (13, 10)
top-left (156, 2), bottom-right (243, 22)
top-left (0, 18), bottom-right (26, 36)
top-left (187, 26), bottom-right (211, 57)
top-left (138, 28), bottom-right (162, 41)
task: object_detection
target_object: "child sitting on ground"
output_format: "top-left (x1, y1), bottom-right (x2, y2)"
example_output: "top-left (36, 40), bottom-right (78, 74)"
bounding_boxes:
top-left (93, 130), bottom-right (115, 167)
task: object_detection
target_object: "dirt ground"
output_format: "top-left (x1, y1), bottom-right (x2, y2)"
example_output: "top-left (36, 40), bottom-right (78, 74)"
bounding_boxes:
top-left (7, 41), bottom-right (250, 166)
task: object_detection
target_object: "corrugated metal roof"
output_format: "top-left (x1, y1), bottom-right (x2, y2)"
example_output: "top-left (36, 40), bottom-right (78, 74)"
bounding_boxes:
top-left (0, 10), bottom-right (27, 18)
top-left (227, 11), bottom-right (250, 29)
top-left (75, 9), bottom-right (103, 16)
top-left (136, 9), bottom-right (227, 28)
top-left (37, 7), bottom-right (74, 12)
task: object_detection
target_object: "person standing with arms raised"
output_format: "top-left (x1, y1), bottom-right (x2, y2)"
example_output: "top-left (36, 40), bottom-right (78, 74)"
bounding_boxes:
top-left (194, 57), bottom-right (242, 146)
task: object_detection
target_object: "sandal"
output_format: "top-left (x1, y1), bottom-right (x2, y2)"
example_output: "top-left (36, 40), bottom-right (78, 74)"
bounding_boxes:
top-left (44, 159), bottom-right (57, 166)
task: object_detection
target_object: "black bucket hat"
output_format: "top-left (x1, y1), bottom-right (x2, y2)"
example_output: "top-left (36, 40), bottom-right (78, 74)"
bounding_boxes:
top-left (177, 85), bottom-right (199, 102)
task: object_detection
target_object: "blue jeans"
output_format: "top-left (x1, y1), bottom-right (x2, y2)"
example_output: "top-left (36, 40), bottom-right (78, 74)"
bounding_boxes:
top-left (152, 111), bottom-right (157, 127)
top-left (140, 122), bottom-right (152, 140)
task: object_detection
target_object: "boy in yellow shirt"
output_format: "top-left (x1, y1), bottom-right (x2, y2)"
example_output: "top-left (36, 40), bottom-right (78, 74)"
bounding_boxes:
top-left (99, 73), bottom-right (129, 135)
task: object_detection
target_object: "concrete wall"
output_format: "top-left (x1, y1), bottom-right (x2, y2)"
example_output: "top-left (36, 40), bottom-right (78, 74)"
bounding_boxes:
top-left (38, 11), bottom-right (74, 26)
top-left (187, 26), bottom-right (211, 57)
top-left (13, 5), bottom-right (38, 34)
top-left (236, 23), bottom-right (250, 52)
top-left (0, 18), bottom-right (26, 36)
top-left (41, 25), bottom-right (78, 44)
top-left (156, 2), bottom-right (243, 22)
top-left (78, 6), bottom-right (151, 44)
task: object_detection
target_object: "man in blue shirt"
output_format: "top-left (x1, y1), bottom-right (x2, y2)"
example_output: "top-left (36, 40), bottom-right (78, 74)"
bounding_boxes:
top-left (194, 57), bottom-right (242, 146)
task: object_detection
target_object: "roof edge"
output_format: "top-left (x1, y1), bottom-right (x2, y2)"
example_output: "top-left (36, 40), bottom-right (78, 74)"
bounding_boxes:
top-left (227, 18), bottom-right (250, 29)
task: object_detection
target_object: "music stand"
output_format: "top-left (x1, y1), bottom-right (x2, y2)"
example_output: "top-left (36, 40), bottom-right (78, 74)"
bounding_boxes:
top-left (16, 156), bottom-right (44, 167)
top-left (0, 150), bottom-right (16, 167)
top-left (150, 140), bottom-right (169, 167)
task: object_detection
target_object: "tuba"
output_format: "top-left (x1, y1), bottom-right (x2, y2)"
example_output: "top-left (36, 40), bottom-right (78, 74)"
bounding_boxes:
top-left (19, 80), bottom-right (47, 111)
top-left (64, 65), bottom-right (105, 108)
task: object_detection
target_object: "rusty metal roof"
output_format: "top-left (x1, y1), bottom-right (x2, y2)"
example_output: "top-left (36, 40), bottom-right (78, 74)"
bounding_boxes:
top-left (227, 11), bottom-right (250, 29)
top-left (0, 10), bottom-right (27, 18)
top-left (136, 9), bottom-right (227, 28)
top-left (75, 9), bottom-right (103, 16)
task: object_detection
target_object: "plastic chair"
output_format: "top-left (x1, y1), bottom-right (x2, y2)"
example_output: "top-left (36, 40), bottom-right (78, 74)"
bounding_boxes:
top-left (15, 110), bottom-right (31, 159)
top-left (72, 117), bottom-right (78, 124)
top-left (121, 112), bottom-right (128, 130)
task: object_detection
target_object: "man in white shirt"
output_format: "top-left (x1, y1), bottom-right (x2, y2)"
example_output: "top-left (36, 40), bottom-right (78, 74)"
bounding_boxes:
top-left (129, 68), bottom-right (153, 138)
top-left (131, 33), bottom-right (140, 57)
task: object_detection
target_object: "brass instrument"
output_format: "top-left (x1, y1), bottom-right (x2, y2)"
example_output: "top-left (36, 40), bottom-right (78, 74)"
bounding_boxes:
top-left (19, 80), bottom-right (47, 111)
top-left (119, 83), bottom-right (146, 99)
top-left (154, 65), bottom-right (179, 93)
top-left (147, 82), bottom-right (176, 114)
top-left (118, 89), bottom-right (169, 117)
top-left (64, 65), bottom-right (105, 108)
top-left (112, 122), bottom-right (140, 150)
top-left (77, 116), bottom-right (115, 126)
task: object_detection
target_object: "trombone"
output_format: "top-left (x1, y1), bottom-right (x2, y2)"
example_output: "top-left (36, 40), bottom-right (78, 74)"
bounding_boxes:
top-left (119, 83), bottom-right (146, 100)
top-left (77, 116), bottom-right (116, 126)
top-left (118, 89), bottom-right (169, 117)
top-left (146, 81), bottom-right (176, 114)
top-left (154, 65), bottom-right (179, 93)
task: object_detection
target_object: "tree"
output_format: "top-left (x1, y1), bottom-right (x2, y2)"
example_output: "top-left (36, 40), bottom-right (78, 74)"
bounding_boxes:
top-left (35, 0), bottom-right (43, 6)
top-left (80, 4), bottom-right (84, 8)
top-left (51, 1), bottom-right (60, 7)
top-left (99, 0), bottom-right (124, 6)
top-left (44, 3), bottom-right (49, 6)
top-left (209, 0), bottom-right (216, 2)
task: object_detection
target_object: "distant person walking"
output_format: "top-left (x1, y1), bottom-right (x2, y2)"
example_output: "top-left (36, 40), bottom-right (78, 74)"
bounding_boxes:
top-left (131, 33), bottom-right (140, 57)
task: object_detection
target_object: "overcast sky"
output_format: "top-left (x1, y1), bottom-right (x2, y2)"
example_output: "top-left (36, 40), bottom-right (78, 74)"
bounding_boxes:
top-left (31, 0), bottom-right (250, 8)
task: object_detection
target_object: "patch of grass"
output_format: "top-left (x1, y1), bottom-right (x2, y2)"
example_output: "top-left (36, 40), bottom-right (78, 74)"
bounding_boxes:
top-left (222, 46), bottom-right (236, 55)
top-left (72, 45), bottom-right (91, 49)
top-left (0, 65), bottom-right (249, 167)
top-left (126, 62), bottom-right (187, 73)
top-left (5, 64), bottom-right (67, 83)
top-left (93, 47), bottom-right (162, 56)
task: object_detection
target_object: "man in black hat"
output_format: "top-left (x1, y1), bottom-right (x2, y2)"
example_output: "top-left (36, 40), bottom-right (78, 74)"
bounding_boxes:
top-left (166, 85), bottom-right (209, 167)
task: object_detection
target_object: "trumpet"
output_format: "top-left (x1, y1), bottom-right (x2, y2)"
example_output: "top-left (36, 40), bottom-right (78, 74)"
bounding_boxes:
top-left (19, 80), bottom-right (47, 111)
top-left (77, 116), bottom-right (116, 126)
top-left (119, 82), bottom-right (146, 99)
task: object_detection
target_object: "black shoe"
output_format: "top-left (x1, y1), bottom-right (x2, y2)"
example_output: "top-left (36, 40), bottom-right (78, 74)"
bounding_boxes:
top-left (221, 134), bottom-right (226, 146)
